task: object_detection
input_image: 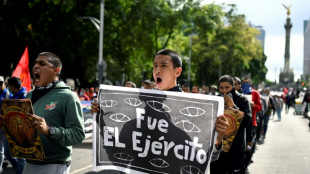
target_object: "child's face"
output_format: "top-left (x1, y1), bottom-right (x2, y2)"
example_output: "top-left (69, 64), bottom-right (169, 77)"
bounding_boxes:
top-left (153, 55), bottom-right (181, 91)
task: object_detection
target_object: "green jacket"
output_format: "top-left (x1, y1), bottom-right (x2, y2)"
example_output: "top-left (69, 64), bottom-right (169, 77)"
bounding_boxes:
top-left (26, 82), bottom-right (85, 163)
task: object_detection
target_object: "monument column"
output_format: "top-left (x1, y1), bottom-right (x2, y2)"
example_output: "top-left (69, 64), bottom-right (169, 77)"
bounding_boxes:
top-left (279, 4), bottom-right (294, 84)
top-left (284, 17), bottom-right (292, 71)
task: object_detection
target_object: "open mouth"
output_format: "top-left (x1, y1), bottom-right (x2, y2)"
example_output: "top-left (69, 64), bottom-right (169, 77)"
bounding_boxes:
top-left (156, 77), bottom-right (162, 84)
top-left (33, 72), bottom-right (40, 82)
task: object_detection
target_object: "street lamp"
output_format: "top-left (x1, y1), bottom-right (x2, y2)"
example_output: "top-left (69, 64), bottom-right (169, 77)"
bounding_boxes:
top-left (188, 34), bottom-right (192, 87)
top-left (79, 16), bottom-right (100, 31)
top-left (79, 0), bottom-right (105, 86)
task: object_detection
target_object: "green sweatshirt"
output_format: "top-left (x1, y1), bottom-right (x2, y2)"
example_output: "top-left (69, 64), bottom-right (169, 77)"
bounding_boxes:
top-left (26, 82), bottom-right (85, 163)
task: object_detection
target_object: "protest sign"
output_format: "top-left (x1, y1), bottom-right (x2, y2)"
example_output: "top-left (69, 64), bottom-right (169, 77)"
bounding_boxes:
top-left (1, 99), bottom-right (45, 161)
top-left (222, 106), bottom-right (244, 152)
top-left (93, 85), bottom-right (224, 173)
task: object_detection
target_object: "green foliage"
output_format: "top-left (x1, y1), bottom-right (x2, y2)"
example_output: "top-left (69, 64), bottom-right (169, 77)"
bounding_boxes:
top-left (0, 0), bottom-right (268, 88)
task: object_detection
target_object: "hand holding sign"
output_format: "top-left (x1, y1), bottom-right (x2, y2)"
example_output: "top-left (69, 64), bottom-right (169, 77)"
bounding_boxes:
top-left (215, 115), bottom-right (229, 146)
top-left (91, 97), bottom-right (100, 114)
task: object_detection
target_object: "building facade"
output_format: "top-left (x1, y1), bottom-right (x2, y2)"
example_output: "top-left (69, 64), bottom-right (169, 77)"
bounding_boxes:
top-left (304, 18), bottom-right (310, 76)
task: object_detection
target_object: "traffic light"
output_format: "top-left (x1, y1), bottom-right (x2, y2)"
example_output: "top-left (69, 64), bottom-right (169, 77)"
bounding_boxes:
top-left (302, 82), bottom-right (305, 86)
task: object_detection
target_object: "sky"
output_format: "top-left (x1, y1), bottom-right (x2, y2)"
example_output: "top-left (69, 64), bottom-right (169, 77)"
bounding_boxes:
top-left (202, 0), bottom-right (310, 82)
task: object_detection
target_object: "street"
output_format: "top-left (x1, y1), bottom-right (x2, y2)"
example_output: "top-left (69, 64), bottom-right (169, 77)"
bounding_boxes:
top-left (3, 108), bottom-right (310, 173)
top-left (70, 108), bottom-right (310, 174)
top-left (247, 109), bottom-right (310, 174)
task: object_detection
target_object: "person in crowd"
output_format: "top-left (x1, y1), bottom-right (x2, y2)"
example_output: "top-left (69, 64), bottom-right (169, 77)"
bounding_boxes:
top-left (150, 81), bottom-right (157, 90)
top-left (141, 80), bottom-right (151, 89)
top-left (302, 89), bottom-right (310, 117)
top-left (94, 87), bottom-right (99, 97)
top-left (261, 88), bottom-right (274, 140)
top-left (202, 85), bottom-right (209, 94)
top-left (191, 85), bottom-right (200, 93)
top-left (85, 87), bottom-right (90, 98)
top-left (210, 75), bottom-right (252, 174)
top-left (91, 49), bottom-right (229, 172)
top-left (283, 87), bottom-right (291, 114)
top-left (210, 85), bottom-right (219, 95)
top-left (79, 88), bottom-right (90, 101)
top-left (181, 85), bottom-right (190, 93)
top-left (7, 77), bottom-right (26, 99)
top-left (21, 52), bottom-right (85, 174)
top-left (124, 81), bottom-right (136, 88)
top-left (274, 94), bottom-right (284, 120)
top-left (89, 87), bottom-right (97, 100)
top-left (295, 87), bottom-right (300, 99)
top-left (1, 76), bottom-right (27, 174)
top-left (0, 76), bottom-right (10, 173)
top-left (233, 77), bottom-right (242, 93)
top-left (289, 88), bottom-right (295, 108)
top-left (241, 77), bottom-right (262, 170)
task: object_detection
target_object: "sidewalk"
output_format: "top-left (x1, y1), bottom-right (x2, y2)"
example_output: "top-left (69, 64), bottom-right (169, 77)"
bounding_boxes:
top-left (248, 108), bottom-right (310, 174)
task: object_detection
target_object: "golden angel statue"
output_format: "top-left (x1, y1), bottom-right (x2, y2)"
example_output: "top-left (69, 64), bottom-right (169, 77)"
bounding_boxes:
top-left (282, 4), bottom-right (292, 17)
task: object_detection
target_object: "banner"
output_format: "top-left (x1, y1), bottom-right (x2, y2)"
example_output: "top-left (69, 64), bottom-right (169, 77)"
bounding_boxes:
top-left (1, 99), bottom-right (45, 161)
top-left (12, 46), bottom-right (31, 92)
top-left (222, 106), bottom-right (244, 152)
top-left (93, 85), bottom-right (224, 174)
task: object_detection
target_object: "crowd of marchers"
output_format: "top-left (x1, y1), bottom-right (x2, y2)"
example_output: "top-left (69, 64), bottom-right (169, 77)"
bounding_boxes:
top-left (1, 49), bottom-right (309, 174)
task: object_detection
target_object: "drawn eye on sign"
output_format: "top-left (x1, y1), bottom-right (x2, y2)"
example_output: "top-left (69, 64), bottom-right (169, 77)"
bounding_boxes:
top-left (171, 116), bottom-right (189, 125)
top-left (124, 98), bottom-right (142, 106)
top-left (149, 158), bottom-right (169, 168)
top-left (179, 107), bottom-right (205, 117)
top-left (175, 121), bottom-right (201, 133)
top-left (182, 165), bottom-right (203, 174)
top-left (109, 113), bottom-right (131, 122)
top-left (113, 152), bottom-right (134, 162)
top-left (100, 100), bottom-right (118, 108)
top-left (146, 101), bottom-right (171, 113)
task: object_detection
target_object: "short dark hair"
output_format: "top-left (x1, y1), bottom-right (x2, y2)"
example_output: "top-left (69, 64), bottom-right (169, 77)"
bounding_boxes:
top-left (142, 80), bottom-right (150, 85)
top-left (218, 75), bottom-right (234, 87)
top-left (241, 77), bottom-right (251, 83)
top-left (38, 52), bottom-right (62, 69)
top-left (8, 77), bottom-right (22, 89)
top-left (156, 49), bottom-right (182, 68)
top-left (233, 77), bottom-right (241, 85)
top-left (125, 81), bottom-right (136, 88)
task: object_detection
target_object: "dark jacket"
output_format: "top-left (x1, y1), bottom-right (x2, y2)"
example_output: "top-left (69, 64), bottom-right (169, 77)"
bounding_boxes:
top-left (211, 89), bottom-right (252, 173)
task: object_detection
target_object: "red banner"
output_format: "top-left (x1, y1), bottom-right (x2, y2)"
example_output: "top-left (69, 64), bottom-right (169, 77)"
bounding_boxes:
top-left (12, 46), bottom-right (31, 92)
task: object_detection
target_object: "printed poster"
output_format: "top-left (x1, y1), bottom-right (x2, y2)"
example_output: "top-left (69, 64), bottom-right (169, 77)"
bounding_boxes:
top-left (222, 106), bottom-right (244, 152)
top-left (1, 99), bottom-right (45, 161)
top-left (93, 85), bottom-right (224, 174)
top-left (245, 95), bottom-right (252, 103)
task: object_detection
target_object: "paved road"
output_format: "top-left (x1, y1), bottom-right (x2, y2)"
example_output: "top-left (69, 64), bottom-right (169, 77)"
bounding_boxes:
top-left (3, 108), bottom-right (310, 174)
top-left (247, 109), bottom-right (310, 174)
top-left (70, 108), bottom-right (310, 174)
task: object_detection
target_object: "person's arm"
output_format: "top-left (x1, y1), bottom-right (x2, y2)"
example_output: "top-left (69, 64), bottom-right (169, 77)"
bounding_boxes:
top-left (211, 115), bottom-right (229, 161)
top-left (252, 91), bottom-right (262, 113)
top-left (28, 94), bottom-right (85, 146)
top-left (91, 98), bottom-right (99, 114)
top-left (245, 99), bottom-right (253, 148)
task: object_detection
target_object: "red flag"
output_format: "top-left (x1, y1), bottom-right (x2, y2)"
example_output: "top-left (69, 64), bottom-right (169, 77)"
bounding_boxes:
top-left (12, 46), bottom-right (31, 92)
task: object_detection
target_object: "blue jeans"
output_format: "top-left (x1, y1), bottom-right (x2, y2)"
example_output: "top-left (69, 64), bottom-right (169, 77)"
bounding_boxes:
top-left (263, 115), bottom-right (270, 137)
top-left (276, 109), bottom-right (282, 120)
top-left (3, 136), bottom-right (25, 174)
top-left (0, 129), bottom-right (25, 174)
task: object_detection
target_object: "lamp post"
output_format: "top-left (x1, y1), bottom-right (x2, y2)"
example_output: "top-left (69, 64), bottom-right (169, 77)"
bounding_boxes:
top-left (188, 34), bottom-right (192, 87)
top-left (79, 0), bottom-right (105, 86)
